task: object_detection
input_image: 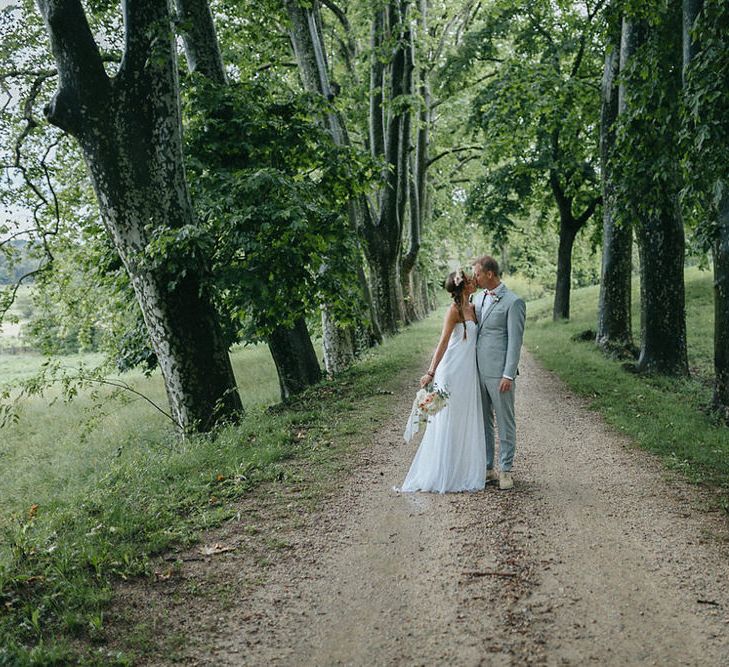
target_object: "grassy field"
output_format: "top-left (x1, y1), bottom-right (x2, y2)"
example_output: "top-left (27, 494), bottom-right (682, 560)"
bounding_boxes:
top-left (0, 344), bottom-right (282, 538)
top-left (0, 312), bottom-right (442, 665)
top-left (525, 266), bottom-right (729, 497)
top-left (0, 284), bottom-right (34, 353)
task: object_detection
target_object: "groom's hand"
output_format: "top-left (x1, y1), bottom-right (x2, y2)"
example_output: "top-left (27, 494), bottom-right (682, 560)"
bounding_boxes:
top-left (499, 378), bottom-right (513, 393)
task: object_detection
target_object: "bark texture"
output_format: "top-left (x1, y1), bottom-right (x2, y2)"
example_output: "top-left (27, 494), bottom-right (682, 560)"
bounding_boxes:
top-left (401, 0), bottom-right (429, 322)
top-left (618, 15), bottom-right (688, 376)
top-left (36, 0), bottom-right (242, 431)
top-left (597, 12), bottom-right (634, 356)
top-left (635, 204), bottom-right (688, 376)
top-left (713, 198), bottom-right (729, 413)
top-left (174, 0), bottom-right (227, 84)
top-left (268, 317), bottom-right (322, 401)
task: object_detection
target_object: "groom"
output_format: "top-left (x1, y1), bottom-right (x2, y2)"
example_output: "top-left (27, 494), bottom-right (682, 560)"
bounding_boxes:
top-left (472, 255), bottom-right (526, 490)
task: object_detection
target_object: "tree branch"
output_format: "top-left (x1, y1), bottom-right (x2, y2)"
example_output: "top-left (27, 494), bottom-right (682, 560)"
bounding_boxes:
top-left (73, 375), bottom-right (176, 425)
top-left (576, 194), bottom-right (603, 227)
top-left (0, 228), bottom-right (35, 248)
top-left (0, 265), bottom-right (50, 323)
top-left (569, 0), bottom-right (607, 79)
top-left (36, 0), bottom-right (110, 135)
top-left (0, 67), bottom-right (57, 82)
top-left (321, 0), bottom-right (353, 43)
top-left (427, 144), bottom-right (481, 168)
top-left (174, 0), bottom-right (227, 83)
top-left (430, 70), bottom-right (498, 110)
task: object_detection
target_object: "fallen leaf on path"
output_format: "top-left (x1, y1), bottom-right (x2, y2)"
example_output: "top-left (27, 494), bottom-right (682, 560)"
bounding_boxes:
top-left (200, 543), bottom-right (236, 556)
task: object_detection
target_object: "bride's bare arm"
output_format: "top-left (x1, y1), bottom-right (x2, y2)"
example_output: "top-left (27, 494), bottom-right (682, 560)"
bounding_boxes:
top-left (419, 306), bottom-right (459, 387)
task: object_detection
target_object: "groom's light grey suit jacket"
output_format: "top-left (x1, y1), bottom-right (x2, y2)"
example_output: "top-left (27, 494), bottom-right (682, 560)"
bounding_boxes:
top-left (475, 284), bottom-right (526, 379)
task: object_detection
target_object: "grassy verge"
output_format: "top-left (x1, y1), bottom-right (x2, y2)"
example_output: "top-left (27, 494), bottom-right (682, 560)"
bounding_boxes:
top-left (0, 312), bottom-right (441, 665)
top-left (525, 266), bottom-right (729, 501)
top-left (0, 344), bottom-right (281, 541)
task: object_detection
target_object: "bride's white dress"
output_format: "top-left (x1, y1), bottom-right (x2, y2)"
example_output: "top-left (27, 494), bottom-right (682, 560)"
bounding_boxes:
top-left (399, 319), bottom-right (486, 493)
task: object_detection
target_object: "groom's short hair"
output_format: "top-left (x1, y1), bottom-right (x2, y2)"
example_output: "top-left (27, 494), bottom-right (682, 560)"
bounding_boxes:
top-left (475, 255), bottom-right (501, 276)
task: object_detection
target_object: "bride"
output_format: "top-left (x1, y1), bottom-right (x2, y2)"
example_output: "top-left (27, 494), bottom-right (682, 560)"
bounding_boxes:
top-left (399, 268), bottom-right (486, 493)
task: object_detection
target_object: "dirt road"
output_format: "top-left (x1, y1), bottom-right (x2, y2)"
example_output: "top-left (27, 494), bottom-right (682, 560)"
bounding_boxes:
top-left (152, 351), bottom-right (729, 666)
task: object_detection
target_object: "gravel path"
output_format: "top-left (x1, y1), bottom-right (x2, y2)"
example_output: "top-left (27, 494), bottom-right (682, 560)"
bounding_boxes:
top-left (150, 351), bottom-right (729, 666)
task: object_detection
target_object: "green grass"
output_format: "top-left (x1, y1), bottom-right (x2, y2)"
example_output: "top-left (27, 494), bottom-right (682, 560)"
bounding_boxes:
top-left (0, 344), bottom-right (280, 537)
top-left (0, 313), bottom-right (441, 665)
top-left (525, 266), bottom-right (729, 496)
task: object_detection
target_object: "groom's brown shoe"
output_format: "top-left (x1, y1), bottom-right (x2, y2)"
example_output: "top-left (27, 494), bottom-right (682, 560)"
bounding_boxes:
top-left (499, 472), bottom-right (514, 490)
top-left (486, 469), bottom-right (498, 484)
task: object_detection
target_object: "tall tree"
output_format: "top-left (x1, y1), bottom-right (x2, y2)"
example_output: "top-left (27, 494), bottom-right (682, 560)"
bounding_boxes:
top-left (283, 0), bottom-right (382, 372)
top-left (178, 0), bottom-right (322, 396)
top-left (681, 0), bottom-right (729, 413)
top-left (613, 4), bottom-right (688, 376)
top-left (32, 0), bottom-right (243, 430)
top-left (454, 0), bottom-right (604, 321)
top-left (596, 5), bottom-right (634, 357)
top-left (358, 0), bottom-right (415, 333)
top-left (401, 0), bottom-right (430, 323)
top-left (285, 0), bottom-right (417, 335)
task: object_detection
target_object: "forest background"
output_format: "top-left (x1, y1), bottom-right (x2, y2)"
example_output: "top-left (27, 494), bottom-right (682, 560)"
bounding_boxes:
top-left (0, 0), bottom-right (727, 663)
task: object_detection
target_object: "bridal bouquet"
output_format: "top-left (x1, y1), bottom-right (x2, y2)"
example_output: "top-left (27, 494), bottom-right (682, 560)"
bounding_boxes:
top-left (416, 384), bottom-right (449, 415)
top-left (403, 383), bottom-right (449, 442)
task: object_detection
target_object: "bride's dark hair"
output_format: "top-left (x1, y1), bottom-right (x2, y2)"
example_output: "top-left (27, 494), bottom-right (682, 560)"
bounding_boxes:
top-left (444, 269), bottom-right (469, 340)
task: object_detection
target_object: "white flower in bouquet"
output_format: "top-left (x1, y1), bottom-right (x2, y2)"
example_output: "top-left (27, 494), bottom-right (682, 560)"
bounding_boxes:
top-left (416, 384), bottom-right (449, 416)
top-left (403, 383), bottom-right (450, 442)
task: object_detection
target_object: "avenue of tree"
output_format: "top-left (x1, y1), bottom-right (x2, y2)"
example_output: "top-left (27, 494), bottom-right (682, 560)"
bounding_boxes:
top-left (0, 0), bottom-right (727, 429)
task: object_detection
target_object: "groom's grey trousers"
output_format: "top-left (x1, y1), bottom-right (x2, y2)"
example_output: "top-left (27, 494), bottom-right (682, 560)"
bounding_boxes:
top-left (479, 378), bottom-right (516, 472)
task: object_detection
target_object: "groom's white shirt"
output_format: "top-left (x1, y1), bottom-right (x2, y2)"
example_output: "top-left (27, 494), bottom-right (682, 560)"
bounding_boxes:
top-left (480, 290), bottom-right (494, 314)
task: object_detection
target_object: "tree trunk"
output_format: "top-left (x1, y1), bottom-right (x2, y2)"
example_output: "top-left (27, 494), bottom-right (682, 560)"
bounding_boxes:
top-left (626, 9), bottom-right (688, 376)
top-left (284, 0), bottom-right (381, 365)
top-left (401, 0), bottom-right (428, 281)
top-left (549, 167), bottom-right (600, 321)
top-left (597, 11), bottom-right (634, 356)
top-left (174, 0), bottom-right (227, 84)
top-left (713, 196), bottom-right (729, 414)
top-left (553, 221), bottom-right (578, 321)
top-left (403, 267), bottom-right (427, 321)
top-left (682, 0), bottom-right (704, 82)
top-left (681, 0), bottom-right (728, 409)
top-left (370, 249), bottom-right (405, 334)
top-left (269, 317), bottom-right (322, 401)
top-left (369, 7), bottom-right (386, 161)
top-left (618, 17), bottom-right (644, 114)
top-left (36, 0), bottom-right (242, 432)
top-left (321, 306), bottom-right (355, 375)
top-left (635, 200), bottom-right (688, 375)
top-left (362, 0), bottom-right (413, 334)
